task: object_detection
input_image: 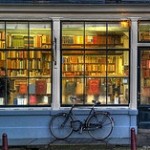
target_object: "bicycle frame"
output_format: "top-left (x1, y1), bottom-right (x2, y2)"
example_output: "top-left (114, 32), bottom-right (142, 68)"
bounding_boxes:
top-left (65, 103), bottom-right (99, 133)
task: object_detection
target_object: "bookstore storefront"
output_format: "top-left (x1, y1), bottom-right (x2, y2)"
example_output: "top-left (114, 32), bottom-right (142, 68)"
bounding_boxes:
top-left (0, 4), bottom-right (149, 146)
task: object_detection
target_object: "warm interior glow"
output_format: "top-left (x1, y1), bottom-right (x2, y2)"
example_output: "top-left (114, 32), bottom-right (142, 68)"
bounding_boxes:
top-left (120, 21), bottom-right (129, 28)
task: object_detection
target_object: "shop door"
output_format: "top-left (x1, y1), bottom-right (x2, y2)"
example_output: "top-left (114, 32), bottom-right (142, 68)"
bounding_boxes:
top-left (138, 48), bottom-right (150, 129)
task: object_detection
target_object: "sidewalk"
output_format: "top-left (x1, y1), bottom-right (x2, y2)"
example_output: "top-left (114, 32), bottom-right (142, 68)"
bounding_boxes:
top-left (137, 129), bottom-right (150, 147)
top-left (46, 129), bottom-right (150, 150)
top-left (5, 129), bottom-right (150, 150)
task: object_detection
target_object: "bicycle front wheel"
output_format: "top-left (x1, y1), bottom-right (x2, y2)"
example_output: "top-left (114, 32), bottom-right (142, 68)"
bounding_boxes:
top-left (49, 113), bottom-right (73, 140)
top-left (88, 112), bottom-right (114, 140)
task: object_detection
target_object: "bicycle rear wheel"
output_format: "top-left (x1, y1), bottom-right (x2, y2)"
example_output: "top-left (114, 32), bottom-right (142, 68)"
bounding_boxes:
top-left (49, 113), bottom-right (73, 139)
top-left (88, 112), bottom-right (114, 140)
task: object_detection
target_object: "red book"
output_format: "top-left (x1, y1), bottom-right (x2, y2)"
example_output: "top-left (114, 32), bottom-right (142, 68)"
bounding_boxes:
top-left (19, 84), bottom-right (27, 94)
top-left (36, 80), bottom-right (47, 95)
top-left (87, 79), bottom-right (100, 95)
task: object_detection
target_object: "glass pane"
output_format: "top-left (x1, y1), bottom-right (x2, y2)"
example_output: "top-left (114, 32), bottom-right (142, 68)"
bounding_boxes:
top-left (62, 50), bottom-right (84, 77)
top-left (140, 50), bottom-right (150, 105)
top-left (0, 23), bottom-right (5, 49)
top-left (29, 78), bottom-right (51, 105)
top-left (107, 77), bottom-right (129, 105)
top-left (29, 51), bottom-right (51, 77)
top-left (29, 23), bottom-right (51, 49)
top-left (139, 21), bottom-right (150, 42)
top-left (86, 77), bottom-right (106, 104)
top-left (85, 50), bottom-right (106, 77)
top-left (6, 22), bottom-right (28, 49)
top-left (107, 51), bottom-right (129, 77)
top-left (62, 78), bottom-right (84, 105)
top-left (7, 51), bottom-right (28, 77)
top-left (85, 22), bottom-right (106, 49)
top-left (62, 22), bottom-right (84, 49)
top-left (11, 77), bottom-right (28, 105)
top-left (108, 21), bottom-right (129, 49)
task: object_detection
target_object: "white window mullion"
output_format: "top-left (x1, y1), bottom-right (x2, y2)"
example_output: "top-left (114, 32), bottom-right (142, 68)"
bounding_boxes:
top-left (51, 18), bottom-right (61, 110)
top-left (129, 17), bottom-right (139, 109)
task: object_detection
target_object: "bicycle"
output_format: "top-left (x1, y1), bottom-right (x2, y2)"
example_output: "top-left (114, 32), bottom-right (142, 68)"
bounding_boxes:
top-left (49, 97), bottom-right (114, 141)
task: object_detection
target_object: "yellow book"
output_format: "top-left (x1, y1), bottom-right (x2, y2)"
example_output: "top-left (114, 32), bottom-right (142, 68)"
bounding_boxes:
top-left (42, 35), bottom-right (46, 44)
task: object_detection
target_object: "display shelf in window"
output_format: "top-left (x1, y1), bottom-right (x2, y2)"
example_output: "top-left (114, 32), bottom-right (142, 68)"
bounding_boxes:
top-left (6, 50), bottom-right (51, 77)
top-left (6, 34), bottom-right (51, 49)
top-left (62, 55), bottom-right (117, 77)
top-left (62, 35), bottom-right (123, 49)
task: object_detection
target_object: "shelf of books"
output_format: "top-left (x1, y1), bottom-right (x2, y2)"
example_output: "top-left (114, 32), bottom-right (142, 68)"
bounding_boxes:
top-left (62, 35), bottom-right (124, 49)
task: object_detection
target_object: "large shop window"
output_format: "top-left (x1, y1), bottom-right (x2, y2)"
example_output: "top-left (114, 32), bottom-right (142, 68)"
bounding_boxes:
top-left (0, 21), bottom-right (52, 106)
top-left (61, 21), bottom-right (130, 105)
